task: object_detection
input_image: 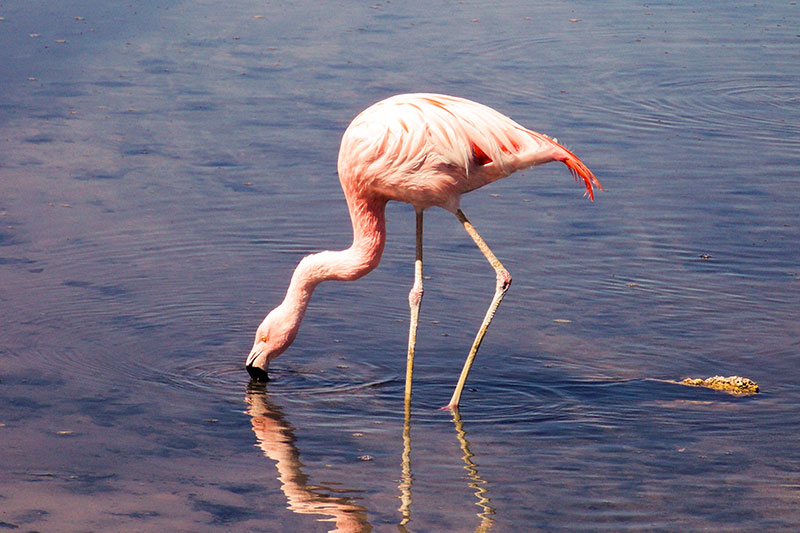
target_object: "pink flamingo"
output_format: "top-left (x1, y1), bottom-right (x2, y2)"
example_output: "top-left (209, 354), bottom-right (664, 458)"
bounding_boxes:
top-left (247, 93), bottom-right (601, 409)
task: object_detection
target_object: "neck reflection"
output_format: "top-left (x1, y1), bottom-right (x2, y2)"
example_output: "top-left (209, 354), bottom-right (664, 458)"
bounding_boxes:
top-left (245, 384), bottom-right (371, 533)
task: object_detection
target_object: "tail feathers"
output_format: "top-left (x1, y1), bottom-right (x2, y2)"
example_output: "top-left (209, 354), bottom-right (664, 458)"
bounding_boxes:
top-left (562, 148), bottom-right (602, 201)
top-left (529, 132), bottom-right (602, 201)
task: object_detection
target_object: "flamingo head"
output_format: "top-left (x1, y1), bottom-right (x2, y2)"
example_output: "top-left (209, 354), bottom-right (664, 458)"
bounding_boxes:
top-left (246, 305), bottom-right (298, 382)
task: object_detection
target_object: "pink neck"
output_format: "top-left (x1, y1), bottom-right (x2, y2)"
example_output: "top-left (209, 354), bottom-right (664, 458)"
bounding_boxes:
top-left (280, 195), bottom-right (387, 322)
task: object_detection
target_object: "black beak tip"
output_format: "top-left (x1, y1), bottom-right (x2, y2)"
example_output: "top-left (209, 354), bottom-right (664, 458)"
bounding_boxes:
top-left (246, 364), bottom-right (269, 383)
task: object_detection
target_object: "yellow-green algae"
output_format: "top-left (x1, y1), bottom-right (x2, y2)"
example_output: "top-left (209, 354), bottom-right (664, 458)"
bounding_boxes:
top-left (681, 375), bottom-right (759, 394)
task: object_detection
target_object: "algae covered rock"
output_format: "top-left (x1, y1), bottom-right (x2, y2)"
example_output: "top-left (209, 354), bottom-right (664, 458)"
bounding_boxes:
top-left (681, 375), bottom-right (759, 394)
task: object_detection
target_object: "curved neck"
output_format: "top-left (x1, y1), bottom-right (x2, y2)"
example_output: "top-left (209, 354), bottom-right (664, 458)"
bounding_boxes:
top-left (279, 195), bottom-right (387, 321)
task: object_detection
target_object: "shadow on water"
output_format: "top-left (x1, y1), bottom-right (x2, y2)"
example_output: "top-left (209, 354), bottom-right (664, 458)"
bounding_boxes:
top-left (245, 382), bottom-right (497, 533)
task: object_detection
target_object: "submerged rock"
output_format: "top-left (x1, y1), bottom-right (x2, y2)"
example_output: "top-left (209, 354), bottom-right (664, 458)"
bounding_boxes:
top-left (681, 375), bottom-right (759, 394)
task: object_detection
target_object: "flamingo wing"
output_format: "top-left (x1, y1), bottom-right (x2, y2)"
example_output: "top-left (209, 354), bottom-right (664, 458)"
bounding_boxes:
top-left (338, 93), bottom-right (601, 208)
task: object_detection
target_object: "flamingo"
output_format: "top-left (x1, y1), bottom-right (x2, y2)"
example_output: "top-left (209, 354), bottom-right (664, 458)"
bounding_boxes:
top-left (247, 93), bottom-right (601, 409)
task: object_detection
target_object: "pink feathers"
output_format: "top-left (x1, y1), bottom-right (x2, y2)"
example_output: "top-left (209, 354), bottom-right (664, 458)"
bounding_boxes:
top-left (524, 129), bottom-right (603, 200)
top-left (248, 93), bottom-right (600, 391)
top-left (338, 93), bottom-right (601, 211)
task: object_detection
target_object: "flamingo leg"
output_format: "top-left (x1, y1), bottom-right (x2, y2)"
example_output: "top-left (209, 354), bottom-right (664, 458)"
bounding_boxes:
top-left (445, 209), bottom-right (511, 409)
top-left (405, 210), bottom-right (424, 405)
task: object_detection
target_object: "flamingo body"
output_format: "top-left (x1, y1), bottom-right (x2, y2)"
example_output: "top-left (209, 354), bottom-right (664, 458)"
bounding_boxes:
top-left (338, 93), bottom-right (598, 213)
top-left (247, 93), bottom-right (600, 407)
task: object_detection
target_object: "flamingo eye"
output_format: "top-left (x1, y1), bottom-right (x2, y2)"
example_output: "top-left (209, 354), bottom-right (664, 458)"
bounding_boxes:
top-left (260, 335), bottom-right (269, 343)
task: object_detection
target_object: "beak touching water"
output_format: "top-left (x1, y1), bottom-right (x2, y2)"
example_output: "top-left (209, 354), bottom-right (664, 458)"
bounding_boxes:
top-left (246, 345), bottom-right (270, 382)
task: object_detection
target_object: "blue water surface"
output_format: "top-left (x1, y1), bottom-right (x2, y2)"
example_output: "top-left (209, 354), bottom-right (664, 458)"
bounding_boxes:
top-left (1, 1), bottom-right (799, 531)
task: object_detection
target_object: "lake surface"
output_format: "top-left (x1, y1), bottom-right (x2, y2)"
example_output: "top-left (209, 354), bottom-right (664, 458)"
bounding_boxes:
top-left (2, 1), bottom-right (799, 531)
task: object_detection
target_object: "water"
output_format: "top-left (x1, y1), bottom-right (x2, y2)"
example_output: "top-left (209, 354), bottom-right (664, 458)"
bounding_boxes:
top-left (1, 1), bottom-right (799, 531)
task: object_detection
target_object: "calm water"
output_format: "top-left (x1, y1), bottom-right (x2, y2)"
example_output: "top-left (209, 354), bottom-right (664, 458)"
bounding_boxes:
top-left (2, 1), bottom-right (799, 531)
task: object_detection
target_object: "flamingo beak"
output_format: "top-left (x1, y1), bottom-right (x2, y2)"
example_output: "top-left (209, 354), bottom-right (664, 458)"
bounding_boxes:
top-left (247, 364), bottom-right (269, 382)
top-left (246, 347), bottom-right (270, 382)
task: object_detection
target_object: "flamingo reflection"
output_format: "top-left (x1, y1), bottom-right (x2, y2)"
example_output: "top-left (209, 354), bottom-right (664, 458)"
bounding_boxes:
top-left (399, 401), bottom-right (496, 531)
top-left (452, 408), bottom-right (496, 531)
top-left (397, 402), bottom-right (413, 530)
top-left (246, 384), bottom-right (495, 532)
top-left (245, 385), bottom-right (371, 533)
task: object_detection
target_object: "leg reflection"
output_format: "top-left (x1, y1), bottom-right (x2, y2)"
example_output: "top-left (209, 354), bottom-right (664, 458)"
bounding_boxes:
top-left (245, 383), bottom-right (372, 533)
top-left (398, 402), bottom-right (497, 532)
top-left (451, 408), bottom-right (496, 531)
top-left (397, 399), bottom-right (413, 531)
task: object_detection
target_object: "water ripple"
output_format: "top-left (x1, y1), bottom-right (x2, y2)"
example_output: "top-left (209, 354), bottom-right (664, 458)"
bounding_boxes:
top-left (586, 72), bottom-right (799, 149)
